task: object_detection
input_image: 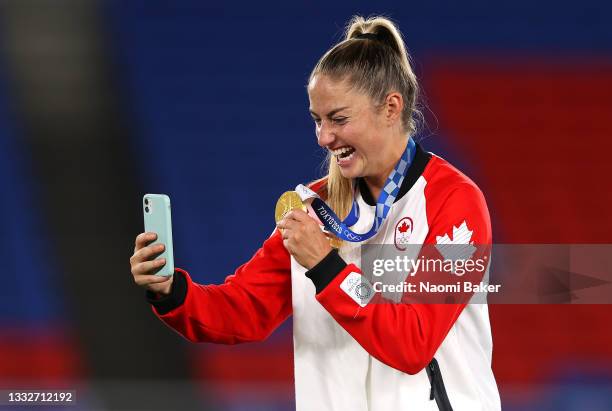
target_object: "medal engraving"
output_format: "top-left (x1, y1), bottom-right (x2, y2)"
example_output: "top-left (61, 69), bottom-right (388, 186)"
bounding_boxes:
top-left (275, 191), bottom-right (306, 223)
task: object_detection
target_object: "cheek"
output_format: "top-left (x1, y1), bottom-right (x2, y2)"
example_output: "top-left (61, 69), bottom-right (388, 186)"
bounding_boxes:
top-left (342, 122), bottom-right (366, 146)
top-left (347, 129), bottom-right (374, 154)
top-left (349, 114), bottom-right (378, 146)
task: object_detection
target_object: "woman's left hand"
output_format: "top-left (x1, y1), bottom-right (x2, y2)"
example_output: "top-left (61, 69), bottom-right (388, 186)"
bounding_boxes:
top-left (277, 209), bottom-right (333, 270)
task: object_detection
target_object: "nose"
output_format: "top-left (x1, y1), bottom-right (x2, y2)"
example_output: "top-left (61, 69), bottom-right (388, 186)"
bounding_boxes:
top-left (317, 121), bottom-right (335, 148)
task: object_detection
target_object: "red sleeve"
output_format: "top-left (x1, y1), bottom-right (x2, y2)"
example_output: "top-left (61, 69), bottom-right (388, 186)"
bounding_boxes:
top-left (154, 229), bottom-right (292, 344)
top-left (313, 182), bottom-right (492, 374)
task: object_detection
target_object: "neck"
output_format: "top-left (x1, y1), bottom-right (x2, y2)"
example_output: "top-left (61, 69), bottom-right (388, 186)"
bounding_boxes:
top-left (364, 134), bottom-right (409, 200)
top-left (363, 175), bottom-right (387, 200)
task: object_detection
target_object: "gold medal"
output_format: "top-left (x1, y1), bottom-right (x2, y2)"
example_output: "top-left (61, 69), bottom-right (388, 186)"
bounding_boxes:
top-left (328, 236), bottom-right (342, 249)
top-left (276, 190), bottom-right (342, 249)
top-left (275, 191), bottom-right (307, 223)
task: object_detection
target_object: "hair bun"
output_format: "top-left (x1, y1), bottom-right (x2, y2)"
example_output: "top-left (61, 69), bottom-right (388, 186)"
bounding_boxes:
top-left (354, 33), bottom-right (379, 41)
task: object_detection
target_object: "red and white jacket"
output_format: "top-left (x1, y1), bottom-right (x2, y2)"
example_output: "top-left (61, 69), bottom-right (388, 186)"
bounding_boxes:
top-left (148, 144), bottom-right (501, 411)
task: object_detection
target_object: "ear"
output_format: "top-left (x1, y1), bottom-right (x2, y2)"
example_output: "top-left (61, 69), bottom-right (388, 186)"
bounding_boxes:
top-left (384, 92), bottom-right (404, 125)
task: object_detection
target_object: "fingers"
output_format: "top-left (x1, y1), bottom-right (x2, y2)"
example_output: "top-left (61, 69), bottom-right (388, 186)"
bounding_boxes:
top-left (277, 218), bottom-right (303, 241)
top-left (130, 236), bottom-right (166, 280)
top-left (282, 238), bottom-right (292, 252)
top-left (278, 210), bottom-right (326, 242)
top-left (130, 242), bottom-right (165, 266)
top-left (276, 218), bottom-right (297, 231)
top-left (134, 272), bottom-right (172, 287)
top-left (322, 229), bottom-right (334, 239)
top-left (134, 232), bottom-right (157, 253)
top-left (132, 256), bottom-right (168, 278)
top-left (283, 209), bottom-right (309, 222)
top-left (130, 232), bottom-right (173, 290)
top-left (277, 209), bottom-right (313, 230)
top-left (133, 266), bottom-right (173, 287)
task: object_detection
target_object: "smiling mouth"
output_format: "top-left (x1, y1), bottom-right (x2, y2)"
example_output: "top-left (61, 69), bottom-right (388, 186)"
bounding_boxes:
top-left (332, 146), bottom-right (356, 161)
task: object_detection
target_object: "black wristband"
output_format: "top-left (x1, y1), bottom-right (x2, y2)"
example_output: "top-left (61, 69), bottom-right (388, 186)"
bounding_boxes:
top-left (146, 269), bottom-right (188, 315)
top-left (305, 249), bottom-right (347, 294)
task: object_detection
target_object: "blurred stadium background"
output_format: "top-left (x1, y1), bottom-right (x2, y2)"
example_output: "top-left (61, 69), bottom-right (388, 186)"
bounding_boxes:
top-left (0, 1), bottom-right (611, 410)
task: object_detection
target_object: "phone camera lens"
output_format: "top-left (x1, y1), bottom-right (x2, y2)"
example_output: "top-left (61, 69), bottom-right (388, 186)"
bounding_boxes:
top-left (144, 198), bottom-right (149, 205)
top-left (145, 206), bottom-right (150, 213)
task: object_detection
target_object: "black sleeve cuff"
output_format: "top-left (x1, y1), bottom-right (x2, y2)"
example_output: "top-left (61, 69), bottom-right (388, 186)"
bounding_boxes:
top-left (305, 249), bottom-right (347, 294)
top-left (146, 269), bottom-right (188, 315)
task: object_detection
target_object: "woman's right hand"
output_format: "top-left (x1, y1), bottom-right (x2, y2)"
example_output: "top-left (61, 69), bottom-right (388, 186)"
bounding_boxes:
top-left (130, 232), bottom-right (174, 296)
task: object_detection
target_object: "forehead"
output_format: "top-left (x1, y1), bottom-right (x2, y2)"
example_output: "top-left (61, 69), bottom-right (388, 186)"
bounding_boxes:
top-left (308, 75), bottom-right (369, 111)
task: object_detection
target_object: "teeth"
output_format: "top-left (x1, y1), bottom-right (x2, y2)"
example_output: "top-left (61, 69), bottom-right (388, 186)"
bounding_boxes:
top-left (331, 146), bottom-right (354, 156)
top-left (339, 151), bottom-right (355, 161)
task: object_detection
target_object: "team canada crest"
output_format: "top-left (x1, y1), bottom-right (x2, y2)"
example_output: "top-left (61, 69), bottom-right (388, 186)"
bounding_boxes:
top-left (394, 217), bottom-right (414, 251)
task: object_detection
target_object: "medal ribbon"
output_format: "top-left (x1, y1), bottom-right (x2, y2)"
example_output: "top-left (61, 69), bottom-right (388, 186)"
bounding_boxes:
top-left (296, 138), bottom-right (416, 242)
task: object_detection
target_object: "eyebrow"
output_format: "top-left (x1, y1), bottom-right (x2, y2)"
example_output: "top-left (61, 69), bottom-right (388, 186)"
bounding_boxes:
top-left (309, 106), bottom-right (349, 118)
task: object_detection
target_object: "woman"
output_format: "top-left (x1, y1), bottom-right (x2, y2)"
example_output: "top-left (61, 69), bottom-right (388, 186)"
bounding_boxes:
top-left (130, 16), bottom-right (500, 411)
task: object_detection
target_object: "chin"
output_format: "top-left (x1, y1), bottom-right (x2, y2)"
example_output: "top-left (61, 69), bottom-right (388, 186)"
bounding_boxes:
top-left (337, 165), bottom-right (362, 179)
top-left (334, 154), bottom-right (364, 179)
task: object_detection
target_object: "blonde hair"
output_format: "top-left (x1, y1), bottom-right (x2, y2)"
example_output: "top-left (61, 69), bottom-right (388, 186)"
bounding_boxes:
top-left (309, 15), bottom-right (420, 227)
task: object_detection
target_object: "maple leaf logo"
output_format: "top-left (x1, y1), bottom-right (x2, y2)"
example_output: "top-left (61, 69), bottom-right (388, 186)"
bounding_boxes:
top-left (394, 217), bottom-right (414, 251)
top-left (435, 220), bottom-right (476, 262)
top-left (398, 221), bottom-right (410, 233)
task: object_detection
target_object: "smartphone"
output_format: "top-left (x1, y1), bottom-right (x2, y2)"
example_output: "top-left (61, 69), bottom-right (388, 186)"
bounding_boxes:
top-left (142, 194), bottom-right (175, 276)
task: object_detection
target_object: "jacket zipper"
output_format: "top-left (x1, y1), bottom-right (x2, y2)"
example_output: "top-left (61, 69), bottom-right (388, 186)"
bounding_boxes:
top-left (425, 358), bottom-right (454, 411)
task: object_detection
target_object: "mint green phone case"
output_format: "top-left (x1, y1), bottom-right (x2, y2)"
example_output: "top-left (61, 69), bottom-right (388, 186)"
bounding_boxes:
top-left (143, 194), bottom-right (175, 276)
